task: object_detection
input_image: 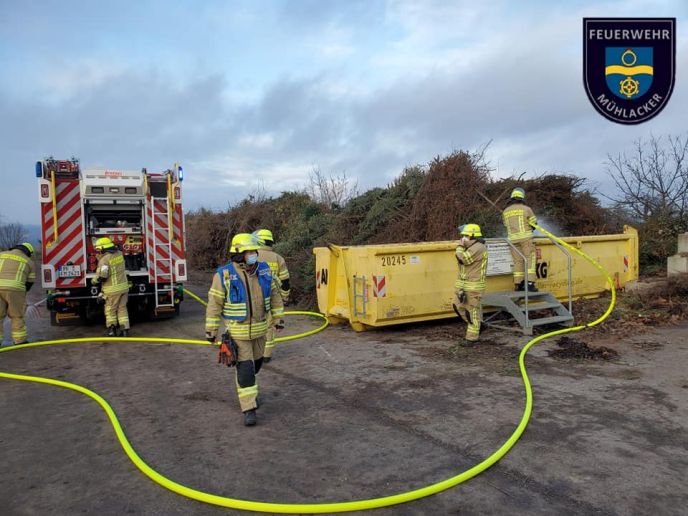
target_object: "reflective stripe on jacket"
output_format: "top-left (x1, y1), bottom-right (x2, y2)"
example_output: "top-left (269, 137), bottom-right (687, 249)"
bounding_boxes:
top-left (454, 240), bottom-right (488, 292)
top-left (502, 203), bottom-right (537, 242)
top-left (257, 247), bottom-right (290, 298)
top-left (205, 261), bottom-right (284, 340)
top-left (93, 251), bottom-right (129, 295)
top-left (0, 249), bottom-right (36, 291)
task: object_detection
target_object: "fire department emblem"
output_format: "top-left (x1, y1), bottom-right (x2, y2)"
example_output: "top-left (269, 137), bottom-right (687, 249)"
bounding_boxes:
top-left (583, 18), bottom-right (675, 124)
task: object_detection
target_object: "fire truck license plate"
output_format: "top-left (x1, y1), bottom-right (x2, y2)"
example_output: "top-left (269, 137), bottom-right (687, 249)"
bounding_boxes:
top-left (58, 265), bottom-right (81, 278)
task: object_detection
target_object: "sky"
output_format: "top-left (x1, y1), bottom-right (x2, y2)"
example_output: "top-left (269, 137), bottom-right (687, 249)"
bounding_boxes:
top-left (0, 0), bottom-right (686, 225)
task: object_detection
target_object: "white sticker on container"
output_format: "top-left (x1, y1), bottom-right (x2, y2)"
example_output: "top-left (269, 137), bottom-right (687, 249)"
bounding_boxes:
top-left (410, 256), bottom-right (420, 264)
top-left (486, 242), bottom-right (513, 276)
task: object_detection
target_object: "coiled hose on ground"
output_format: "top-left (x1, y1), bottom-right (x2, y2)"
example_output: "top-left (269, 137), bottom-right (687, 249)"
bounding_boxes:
top-left (0, 226), bottom-right (615, 513)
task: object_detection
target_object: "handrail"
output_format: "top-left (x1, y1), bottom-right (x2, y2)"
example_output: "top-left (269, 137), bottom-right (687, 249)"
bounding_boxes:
top-left (538, 233), bottom-right (573, 316)
top-left (49, 169), bottom-right (59, 247)
top-left (485, 237), bottom-right (530, 329)
top-left (166, 172), bottom-right (174, 243)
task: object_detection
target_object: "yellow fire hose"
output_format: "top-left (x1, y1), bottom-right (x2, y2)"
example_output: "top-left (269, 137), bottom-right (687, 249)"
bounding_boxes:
top-left (0, 227), bottom-right (615, 513)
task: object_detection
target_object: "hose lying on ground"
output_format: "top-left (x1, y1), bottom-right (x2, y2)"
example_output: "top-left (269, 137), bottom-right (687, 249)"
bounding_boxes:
top-left (0, 228), bottom-right (616, 513)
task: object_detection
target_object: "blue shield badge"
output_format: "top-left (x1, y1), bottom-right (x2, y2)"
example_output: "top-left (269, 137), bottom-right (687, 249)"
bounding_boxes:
top-left (583, 18), bottom-right (675, 124)
top-left (605, 47), bottom-right (653, 100)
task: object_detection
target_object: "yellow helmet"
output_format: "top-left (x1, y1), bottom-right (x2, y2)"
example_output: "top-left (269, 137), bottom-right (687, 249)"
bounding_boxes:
top-left (459, 223), bottom-right (482, 238)
top-left (253, 228), bottom-right (274, 245)
top-left (230, 233), bottom-right (260, 253)
top-left (510, 187), bottom-right (526, 200)
top-left (19, 242), bottom-right (34, 255)
top-left (94, 237), bottom-right (115, 251)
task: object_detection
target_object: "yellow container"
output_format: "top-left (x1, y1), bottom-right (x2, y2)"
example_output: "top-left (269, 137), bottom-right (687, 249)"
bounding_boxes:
top-left (313, 226), bottom-right (638, 331)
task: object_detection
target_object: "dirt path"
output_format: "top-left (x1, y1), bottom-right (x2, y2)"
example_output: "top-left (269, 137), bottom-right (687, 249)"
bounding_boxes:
top-left (1, 283), bottom-right (687, 515)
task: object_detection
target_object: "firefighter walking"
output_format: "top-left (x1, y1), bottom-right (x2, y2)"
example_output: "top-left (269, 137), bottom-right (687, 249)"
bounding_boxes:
top-left (253, 228), bottom-right (290, 363)
top-left (502, 187), bottom-right (539, 292)
top-left (0, 242), bottom-right (36, 345)
top-left (453, 224), bottom-right (488, 346)
top-left (205, 233), bottom-right (284, 426)
top-left (91, 237), bottom-right (130, 336)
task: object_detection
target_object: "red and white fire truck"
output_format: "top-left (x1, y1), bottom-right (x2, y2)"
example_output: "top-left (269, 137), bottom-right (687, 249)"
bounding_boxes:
top-left (36, 157), bottom-right (187, 325)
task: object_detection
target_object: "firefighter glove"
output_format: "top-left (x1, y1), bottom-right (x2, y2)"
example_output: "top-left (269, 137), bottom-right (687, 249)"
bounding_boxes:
top-left (274, 319), bottom-right (285, 331)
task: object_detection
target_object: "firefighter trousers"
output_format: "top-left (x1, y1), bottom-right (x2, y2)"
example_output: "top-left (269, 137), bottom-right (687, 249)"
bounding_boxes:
top-left (104, 292), bottom-right (129, 329)
top-left (0, 290), bottom-right (28, 344)
top-left (510, 238), bottom-right (536, 286)
top-left (454, 289), bottom-right (482, 341)
top-left (234, 336), bottom-right (266, 412)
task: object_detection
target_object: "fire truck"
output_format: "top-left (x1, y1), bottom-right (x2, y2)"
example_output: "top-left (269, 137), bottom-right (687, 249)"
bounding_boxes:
top-left (36, 157), bottom-right (187, 325)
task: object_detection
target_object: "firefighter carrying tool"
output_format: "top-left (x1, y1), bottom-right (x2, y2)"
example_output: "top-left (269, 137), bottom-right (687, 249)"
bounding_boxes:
top-left (205, 233), bottom-right (284, 426)
top-left (502, 187), bottom-right (539, 292)
top-left (253, 228), bottom-right (290, 363)
top-left (0, 242), bottom-right (36, 345)
top-left (453, 224), bottom-right (488, 346)
top-left (91, 237), bottom-right (130, 336)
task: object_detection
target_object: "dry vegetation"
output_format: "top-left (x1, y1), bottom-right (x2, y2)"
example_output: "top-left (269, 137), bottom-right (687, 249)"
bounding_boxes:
top-left (186, 149), bottom-right (623, 306)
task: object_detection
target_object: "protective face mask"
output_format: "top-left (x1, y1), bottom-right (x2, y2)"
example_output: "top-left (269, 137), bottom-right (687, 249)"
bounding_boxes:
top-left (246, 253), bottom-right (258, 265)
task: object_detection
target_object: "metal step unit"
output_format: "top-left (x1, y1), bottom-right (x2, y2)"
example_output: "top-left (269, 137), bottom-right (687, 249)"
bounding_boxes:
top-left (482, 291), bottom-right (574, 336)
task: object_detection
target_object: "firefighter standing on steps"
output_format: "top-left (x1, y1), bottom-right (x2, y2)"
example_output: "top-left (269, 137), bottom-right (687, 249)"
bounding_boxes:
top-left (502, 187), bottom-right (539, 292)
top-left (0, 242), bottom-right (36, 345)
top-left (252, 228), bottom-right (290, 363)
top-left (205, 233), bottom-right (284, 426)
top-left (91, 237), bottom-right (130, 336)
top-left (453, 224), bottom-right (488, 346)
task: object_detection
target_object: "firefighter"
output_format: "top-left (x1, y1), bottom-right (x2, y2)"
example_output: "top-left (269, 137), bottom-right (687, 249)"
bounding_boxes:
top-left (502, 187), bottom-right (538, 292)
top-left (205, 233), bottom-right (284, 426)
top-left (453, 224), bottom-right (488, 346)
top-left (0, 242), bottom-right (36, 345)
top-left (252, 228), bottom-right (290, 363)
top-left (91, 237), bottom-right (130, 336)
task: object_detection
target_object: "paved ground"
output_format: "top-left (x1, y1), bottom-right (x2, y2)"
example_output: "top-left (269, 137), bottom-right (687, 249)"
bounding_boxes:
top-left (1, 281), bottom-right (687, 515)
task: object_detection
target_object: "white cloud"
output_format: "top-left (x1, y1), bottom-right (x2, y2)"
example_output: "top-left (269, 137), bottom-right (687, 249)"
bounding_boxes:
top-left (1, 0), bottom-right (687, 225)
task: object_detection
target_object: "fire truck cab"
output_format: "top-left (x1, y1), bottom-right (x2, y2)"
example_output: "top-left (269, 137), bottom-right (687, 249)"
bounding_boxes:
top-left (36, 157), bottom-right (187, 325)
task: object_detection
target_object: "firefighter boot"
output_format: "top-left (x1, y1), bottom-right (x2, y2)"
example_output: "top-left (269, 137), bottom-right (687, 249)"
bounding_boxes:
top-left (526, 281), bottom-right (539, 292)
top-left (515, 281), bottom-right (525, 292)
top-left (263, 357), bottom-right (271, 364)
top-left (106, 325), bottom-right (117, 337)
top-left (244, 409), bottom-right (257, 426)
top-left (120, 328), bottom-right (129, 337)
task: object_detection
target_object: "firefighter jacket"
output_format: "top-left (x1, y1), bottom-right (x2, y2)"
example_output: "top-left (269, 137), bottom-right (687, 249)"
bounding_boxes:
top-left (257, 246), bottom-right (290, 299)
top-left (454, 238), bottom-right (488, 292)
top-left (0, 248), bottom-right (36, 292)
top-left (92, 250), bottom-right (129, 295)
top-left (502, 202), bottom-right (537, 243)
top-left (205, 261), bottom-right (284, 340)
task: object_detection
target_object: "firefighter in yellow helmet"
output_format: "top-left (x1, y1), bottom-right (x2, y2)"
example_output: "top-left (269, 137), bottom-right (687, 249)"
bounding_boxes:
top-left (252, 228), bottom-right (290, 363)
top-left (0, 242), bottom-right (36, 345)
top-left (453, 224), bottom-right (488, 346)
top-left (91, 237), bottom-right (130, 336)
top-left (205, 233), bottom-right (284, 426)
top-left (502, 188), bottom-right (538, 292)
